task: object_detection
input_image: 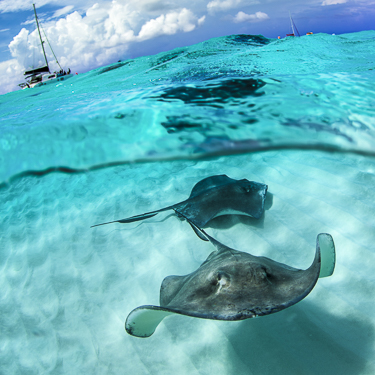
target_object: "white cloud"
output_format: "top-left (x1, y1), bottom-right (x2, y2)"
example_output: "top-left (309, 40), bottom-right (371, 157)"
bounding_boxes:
top-left (207, 0), bottom-right (259, 14)
top-left (0, 59), bottom-right (24, 94)
top-left (198, 15), bottom-right (206, 26)
top-left (21, 19), bottom-right (37, 26)
top-left (0, 0), bottom-right (94, 13)
top-left (1, 2), bottom-right (205, 94)
top-left (9, 28), bottom-right (33, 64)
top-left (138, 8), bottom-right (203, 41)
top-left (0, 0), bottom-right (203, 13)
top-left (322, 0), bottom-right (347, 5)
top-left (233, 11), bottom-right (269, 23)
top-left (0, 29), bottom-right (10, 32)
top-left (0, 0), bottom-right (56, 12)
top-left (52, 5), bottom-right (75, 18)
top-left (207, 0), bottom-right (242, 13)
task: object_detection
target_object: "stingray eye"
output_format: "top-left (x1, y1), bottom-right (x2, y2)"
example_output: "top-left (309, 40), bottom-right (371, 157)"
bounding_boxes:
top-left (257, 266), bottom-right (272, 282)
top-left (257, 267), bottom-right (267, 279)
top-left (217, 271), bottom-right (228, 281)
top-left (210, 274), bottom-right (218, 286)
top-left (211, 272), bottom-right (222, 285)
top-left (210, 271), bottom-right (230, 288)
top-left (215, 271), bottom-right (230, 292)
top-left (242, 186), bottom-right (251, 194)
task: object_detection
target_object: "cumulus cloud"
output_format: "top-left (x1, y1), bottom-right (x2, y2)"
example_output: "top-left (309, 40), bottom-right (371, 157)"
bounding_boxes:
top-left (233, 11), bottom-right (269, 23)
top-left (138, 8), bottom-right (203, 40)
top-left (322, 0), bottom-right (347, 4)
top-left (207, 0), bottom-right (259, 14)
top-left (0, 59), bottom-right (24, 94)
top-left (1, 2), bottom-right (205, 94)
top-left (207, 0), bottom-right (242, 13)
top-left (0, 0), bottom-right (201, 13)
top-left (11, 3), bottom-right (133, 70)
top-left (198, 15), bottom-right (206, 26)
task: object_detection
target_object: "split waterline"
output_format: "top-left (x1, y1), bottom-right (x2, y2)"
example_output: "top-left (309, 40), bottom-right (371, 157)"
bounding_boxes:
top-left (1, 31), bottom-right (375, 374)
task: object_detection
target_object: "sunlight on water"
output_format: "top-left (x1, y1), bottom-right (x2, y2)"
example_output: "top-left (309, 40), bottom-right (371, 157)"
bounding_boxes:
top-left (1, 31), bottom-right (375, 374)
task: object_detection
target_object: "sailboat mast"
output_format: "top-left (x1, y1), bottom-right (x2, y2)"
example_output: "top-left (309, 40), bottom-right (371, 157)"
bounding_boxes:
top-left (33, 3), bottom-right (50, 72)
top-left (41, 26), bottom-right (63, 71)
top-left (289, 11), bottom-right (295, 36)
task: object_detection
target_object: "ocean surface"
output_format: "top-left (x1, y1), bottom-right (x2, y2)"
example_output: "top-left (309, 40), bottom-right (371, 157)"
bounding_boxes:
top-left (1, 31), bottom-right (375, 374)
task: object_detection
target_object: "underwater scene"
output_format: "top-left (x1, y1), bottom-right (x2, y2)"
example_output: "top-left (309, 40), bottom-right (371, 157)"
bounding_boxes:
top-left (1, 31), bottom-right (375, 374)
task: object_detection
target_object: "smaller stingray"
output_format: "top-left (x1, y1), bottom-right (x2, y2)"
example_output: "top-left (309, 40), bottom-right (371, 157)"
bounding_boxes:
top-left (125, 225), bottom-right (335, 338)
top-left (91, 175), bottom-right (268, 235)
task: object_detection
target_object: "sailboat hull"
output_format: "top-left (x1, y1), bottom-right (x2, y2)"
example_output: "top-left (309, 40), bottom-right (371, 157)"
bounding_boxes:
top-left (20, 73), bottom-right (73, 89)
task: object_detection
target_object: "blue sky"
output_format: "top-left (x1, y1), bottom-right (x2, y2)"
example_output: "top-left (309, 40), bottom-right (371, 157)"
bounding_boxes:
top-left (0, 0), bottom-right (374, 94)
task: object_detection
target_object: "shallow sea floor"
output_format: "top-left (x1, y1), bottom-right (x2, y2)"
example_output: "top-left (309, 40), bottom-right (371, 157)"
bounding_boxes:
top-left (1, 149), bottom-right (375, 374)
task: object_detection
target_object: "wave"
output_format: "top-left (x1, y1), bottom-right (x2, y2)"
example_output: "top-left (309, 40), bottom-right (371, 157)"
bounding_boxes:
top-left (1, 32), bottom-right (375, 185)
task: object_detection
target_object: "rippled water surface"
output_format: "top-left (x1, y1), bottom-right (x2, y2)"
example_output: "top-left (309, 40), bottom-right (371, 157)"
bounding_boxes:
top-left (1, 31), bottom-right (375, 374)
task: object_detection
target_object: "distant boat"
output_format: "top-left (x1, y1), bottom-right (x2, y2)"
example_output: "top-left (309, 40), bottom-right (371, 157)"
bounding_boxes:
top-left (286, 11), bottom-right (300, 37)
top-left (19, 4), bottom-right (72, 89)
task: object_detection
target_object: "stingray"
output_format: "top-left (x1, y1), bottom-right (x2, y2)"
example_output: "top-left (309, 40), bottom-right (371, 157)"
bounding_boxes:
top-left (125, 225), bottom-right (335, 338)
top-left (91, 175), bottom-right (268, 235)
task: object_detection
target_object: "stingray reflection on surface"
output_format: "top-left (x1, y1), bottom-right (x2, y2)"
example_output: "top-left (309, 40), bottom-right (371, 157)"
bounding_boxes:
top-left (155, 78), bottom-right (266, 107)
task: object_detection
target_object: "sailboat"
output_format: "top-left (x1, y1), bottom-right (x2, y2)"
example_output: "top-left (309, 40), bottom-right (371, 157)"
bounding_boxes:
top-left (286, 12), bottom-right (300, 37)
top-left (19, 4), bottom-right (72, 89)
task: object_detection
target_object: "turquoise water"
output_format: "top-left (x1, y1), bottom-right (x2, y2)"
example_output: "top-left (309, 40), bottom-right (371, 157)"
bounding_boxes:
top-left (1, 31), bottom-right (375, 374)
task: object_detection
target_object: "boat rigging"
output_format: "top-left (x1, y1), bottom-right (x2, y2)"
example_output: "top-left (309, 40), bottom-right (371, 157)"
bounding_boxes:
top-left (19, 3), bottom-right (72, 89)
top-left (286, 11), bottom-right (300, 37)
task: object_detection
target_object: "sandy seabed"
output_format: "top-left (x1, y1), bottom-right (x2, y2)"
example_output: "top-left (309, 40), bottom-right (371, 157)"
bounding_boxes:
top-left (1, 149), bottom-right (375, 374)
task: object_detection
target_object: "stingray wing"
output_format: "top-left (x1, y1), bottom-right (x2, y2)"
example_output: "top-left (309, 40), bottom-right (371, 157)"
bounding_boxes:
top-left (92, 176), bottom-right (234, 229)
top-left (91, 175), bottom-right (267, 230)
top-left (317, 233), bottom-right (336, 278)
top-left (188, 175), bottom-right (238, 199)
top-left (125, 233), bottom-right (336, 338)
top-left (176, 178), bottom-right (268, 230)
top-left (125, 306), bottom-right (175, 338)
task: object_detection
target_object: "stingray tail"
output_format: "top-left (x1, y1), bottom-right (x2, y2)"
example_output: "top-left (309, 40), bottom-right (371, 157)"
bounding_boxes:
top-left (173, 210), bottom-right (209, 242)
top-left (90, 206), bottom-right (176, 228)
top-left (184, 216), bottom-right (232, 251)
top-left (184, 218), bottom-right (220, 245)
top-left (187, 221), bottom-right (209, 241)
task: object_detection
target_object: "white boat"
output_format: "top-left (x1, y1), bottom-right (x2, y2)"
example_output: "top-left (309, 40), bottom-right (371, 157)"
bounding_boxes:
top-left (19, 4), bottom-right (73, 89)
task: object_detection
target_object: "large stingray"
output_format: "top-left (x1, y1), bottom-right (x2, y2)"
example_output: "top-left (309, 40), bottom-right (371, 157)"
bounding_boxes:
top-left (91, 175), bottom-right (268, 234)
top-left (125, 226), bottom-right (335, 338)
